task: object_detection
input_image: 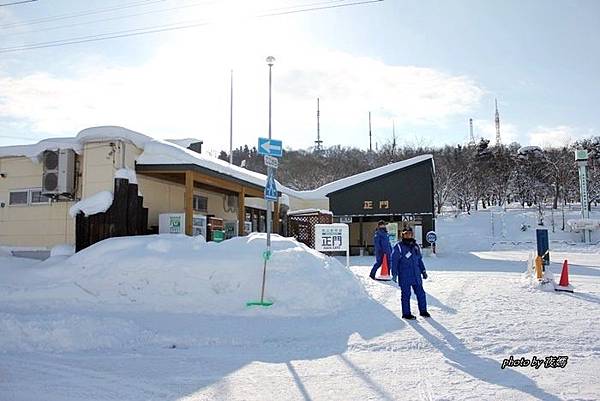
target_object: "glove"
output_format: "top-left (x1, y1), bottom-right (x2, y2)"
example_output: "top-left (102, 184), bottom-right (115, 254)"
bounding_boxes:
top-left (422, 271), bottom-right (428, 280)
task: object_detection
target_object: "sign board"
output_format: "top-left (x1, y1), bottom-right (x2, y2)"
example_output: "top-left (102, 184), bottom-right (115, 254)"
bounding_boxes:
top-left (339, 216), bottom-right (352, 224)
top-left (264, 155), bottom-right (279, 168)
top-left (258, 137), bottom-right (283, 157)
top-left (426, 231), bottom-right (437, 244)
top-left (575, 149), bottom-right (588, 161)
top-left (315, 223), bottom-right (350, 267)
top-left (388, 222), bottom-right (398, 246)
top-left (264, 170), bottom-right (278, 201)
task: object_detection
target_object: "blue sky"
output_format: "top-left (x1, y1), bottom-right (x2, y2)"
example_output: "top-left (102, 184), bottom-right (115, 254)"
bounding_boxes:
top-left (0, 0), bottom-right (598, 153)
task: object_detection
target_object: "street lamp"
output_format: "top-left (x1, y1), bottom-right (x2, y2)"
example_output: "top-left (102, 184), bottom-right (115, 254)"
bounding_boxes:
top-left (266, 56), bottom-right (275, 248)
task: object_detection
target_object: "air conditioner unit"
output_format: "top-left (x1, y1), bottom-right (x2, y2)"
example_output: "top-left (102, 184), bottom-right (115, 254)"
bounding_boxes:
top-left (42, 149), bottom-right (75, 197)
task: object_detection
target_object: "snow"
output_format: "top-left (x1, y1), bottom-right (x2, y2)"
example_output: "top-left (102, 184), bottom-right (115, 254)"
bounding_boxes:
top-left (1, 208), bottom-right (599, 400)
top-left (0, 233), bottom-right (365, 317)
top-left (567, 218), bottom-right (600, 231)
top-left (283, 154), bottom-right (434, 200)
top-left (115, 168), bottom-right (138, 184)
top-left (0, 126), bottom-right (151, 161)
top-left (1, 127), bottom-right (432, 202)
top-left (68, 190), bottom-right (113, 217)
top-left (50, 244), bottom-right (75, 257)
top-left (287, 208), bottom-right (333, 216)
top-left (166, 138), bottom-right (202, 148)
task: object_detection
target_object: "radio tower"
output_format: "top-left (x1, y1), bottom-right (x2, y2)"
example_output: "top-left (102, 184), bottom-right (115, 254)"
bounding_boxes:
top-left (495, 98), bottom-right (501, 146)
top-left (469, 118), bottom-right (475, 145)
top-left (368, 111), bottom-right (372, 152)
top-left (314, 98), bottom-right (323, 151)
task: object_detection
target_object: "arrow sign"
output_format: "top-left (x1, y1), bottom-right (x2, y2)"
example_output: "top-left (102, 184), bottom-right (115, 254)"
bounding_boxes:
top-left (264, 170), bottom-right (278, 201)
top-left (258, 137), bottom-right (283, 157)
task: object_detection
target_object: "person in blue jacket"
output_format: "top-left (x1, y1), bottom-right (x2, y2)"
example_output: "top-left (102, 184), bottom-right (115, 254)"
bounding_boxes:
top-left (369, 220), bottom-right (393, 280)
top-left (391, 227), bottom-right (430, 319)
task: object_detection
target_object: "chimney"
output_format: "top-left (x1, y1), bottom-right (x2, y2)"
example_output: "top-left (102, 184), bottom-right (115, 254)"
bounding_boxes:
top-left (188, 141), bottom-right (203, 154)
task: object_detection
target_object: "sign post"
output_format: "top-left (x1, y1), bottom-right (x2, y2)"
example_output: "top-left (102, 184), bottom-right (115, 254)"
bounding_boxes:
top-left (247, 56), bottom-right (281, 308)
top-left (315, 223), bottom-right (350, 268)
top-left (575, 149), bottom-right (591, 243)
top-left (426, 231), bottom-right (437, 254)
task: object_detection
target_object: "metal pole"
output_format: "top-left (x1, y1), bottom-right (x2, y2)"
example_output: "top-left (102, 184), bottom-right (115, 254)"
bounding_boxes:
top-left (260, 58), bottom-right (274, 303)
top-left (229, 70), bottom-right (233, 164)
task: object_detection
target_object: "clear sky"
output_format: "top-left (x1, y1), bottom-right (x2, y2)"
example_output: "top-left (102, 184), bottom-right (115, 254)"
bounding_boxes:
top-left (0, 0), bottom-right (598, 154)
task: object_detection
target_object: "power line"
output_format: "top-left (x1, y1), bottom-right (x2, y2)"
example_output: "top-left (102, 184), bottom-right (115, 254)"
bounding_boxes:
top-left (0, 0), bottom-right (164, 28)
top-left (2, 1), bottom-right (217, 37)
top-left (0, 0), bottom-right (37, 6)
top-left (0, 0), bottom-right (383, 53)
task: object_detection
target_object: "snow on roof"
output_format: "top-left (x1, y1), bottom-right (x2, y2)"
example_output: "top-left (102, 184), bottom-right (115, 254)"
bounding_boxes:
top-left (287, 208), bottom-right (333, 216)
top-left (283, 154), bottom-right (434, 200)
top-left (137, 140), bottom-right (269, 188)
top-left (1, 126), bottom-right (433, 201)
top-left (166, 138), bottom-right (202, 148)
top-left (0, 126), bottom-right (152, 161)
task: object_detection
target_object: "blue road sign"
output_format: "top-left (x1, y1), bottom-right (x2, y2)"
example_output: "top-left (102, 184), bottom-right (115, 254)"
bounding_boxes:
top-left (264, 170), bottom-right (278, 201)
top-left (258, 137), bottom-right (283, 157)
top-left (426, 231), bottom-right (437, 244)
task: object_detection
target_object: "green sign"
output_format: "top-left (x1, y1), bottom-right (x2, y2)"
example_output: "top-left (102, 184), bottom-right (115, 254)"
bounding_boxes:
top-left (212, 230), bottom-right (225, 242)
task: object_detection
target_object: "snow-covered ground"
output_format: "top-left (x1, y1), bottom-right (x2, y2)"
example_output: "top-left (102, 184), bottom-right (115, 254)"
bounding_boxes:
top-left (1, 208), bottom-right (599, 400)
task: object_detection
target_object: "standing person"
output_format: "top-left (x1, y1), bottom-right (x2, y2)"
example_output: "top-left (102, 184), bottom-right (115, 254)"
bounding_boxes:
top-left (391, 227), bottom-right (430, 319)
top-left (369, 220), bottom-right (392, 280)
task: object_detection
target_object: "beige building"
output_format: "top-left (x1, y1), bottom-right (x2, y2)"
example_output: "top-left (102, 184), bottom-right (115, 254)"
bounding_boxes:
top-left (0, 126), bottom-right (324, 249)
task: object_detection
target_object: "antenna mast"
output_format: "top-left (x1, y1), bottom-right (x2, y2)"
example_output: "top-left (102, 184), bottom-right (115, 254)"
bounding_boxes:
top-left (392, 120), bottom-right (397, 154)
top-left (315, 98), bottom-right (323, 151)
top-left (495, 98), bottom-right (501, 146)
top-left (469, 118), bottom-right (475, 145)
top-left (369, 111), bottom-right (372, 152)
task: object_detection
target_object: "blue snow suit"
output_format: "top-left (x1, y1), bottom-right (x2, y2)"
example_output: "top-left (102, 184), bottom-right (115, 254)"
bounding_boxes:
top-left (370, 227), bottom-right (393, 278)
top-left (391, 238), bottom-right (428, 316)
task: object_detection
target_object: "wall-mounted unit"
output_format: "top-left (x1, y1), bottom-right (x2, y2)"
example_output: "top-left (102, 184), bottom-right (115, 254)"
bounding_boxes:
top-left (42, 149), bottom-right (75, 198)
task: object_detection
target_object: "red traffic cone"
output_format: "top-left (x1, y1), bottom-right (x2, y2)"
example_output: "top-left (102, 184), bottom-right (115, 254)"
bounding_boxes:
top-left (377, 254), bottom-right (392, 281)
top-left (555, 259), bottom-right (574, 293)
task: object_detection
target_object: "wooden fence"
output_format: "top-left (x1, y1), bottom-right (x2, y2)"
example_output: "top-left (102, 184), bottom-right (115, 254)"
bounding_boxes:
top-left (75, 178), bottom-right (148, 252)
top-left (287, 211), bottom-right (333, 248)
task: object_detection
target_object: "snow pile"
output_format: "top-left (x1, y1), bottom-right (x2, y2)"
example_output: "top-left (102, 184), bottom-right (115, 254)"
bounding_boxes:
top-left (50, 244), bottom-right (75, 257)
top-left (2, 234), bottom-right (367, 316)
top-left (69, 191), bottom-right (113, 217)
top-left (114, 168), bottom-right (138, 184)
top-left (567, 218), bottom-right (600, 231)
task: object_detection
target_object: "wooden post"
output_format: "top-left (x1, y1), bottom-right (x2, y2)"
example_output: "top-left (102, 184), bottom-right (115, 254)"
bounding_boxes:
top-left (238, 187), bottom-right (246, 236)
top-left (185, 171), bottom-right (194, 236)
top-left (273, 200), bottom-right (280, 234)
top-left (127, 183), bottom-right (139, 235)
top-left (113, 178), bottom-right (129, 237)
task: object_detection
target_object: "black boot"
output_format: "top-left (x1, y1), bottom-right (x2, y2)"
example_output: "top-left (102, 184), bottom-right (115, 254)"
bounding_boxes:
top-left (402, 314), bottom-right (417, 320)
top-left (420, 311), bottom-right (431, 318)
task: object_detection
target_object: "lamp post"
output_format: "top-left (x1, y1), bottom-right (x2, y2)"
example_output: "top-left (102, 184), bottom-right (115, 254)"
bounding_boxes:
top-left (266, 56), bottom-right (275, 249)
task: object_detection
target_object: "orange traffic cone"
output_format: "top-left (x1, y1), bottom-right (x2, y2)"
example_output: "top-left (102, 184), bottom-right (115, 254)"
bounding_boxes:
top-left (377, 254), bottom-right (392, 281)
top-left (555, 259), bottom-right (574, 293)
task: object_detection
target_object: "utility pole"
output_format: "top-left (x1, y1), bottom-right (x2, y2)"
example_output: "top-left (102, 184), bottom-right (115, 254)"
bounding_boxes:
top-left (229, 70), bottom-right (233, 164)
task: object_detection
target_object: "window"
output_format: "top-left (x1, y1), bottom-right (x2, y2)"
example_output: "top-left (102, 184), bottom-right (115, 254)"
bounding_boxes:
top-left (9, 191), bottom-right (28, 206)
top-left (193, 195), bottom-right (208, 212)
top-left (30, 190), bottom-right (51, 204)
top-left (8, 189), bottom-right (52, 206)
